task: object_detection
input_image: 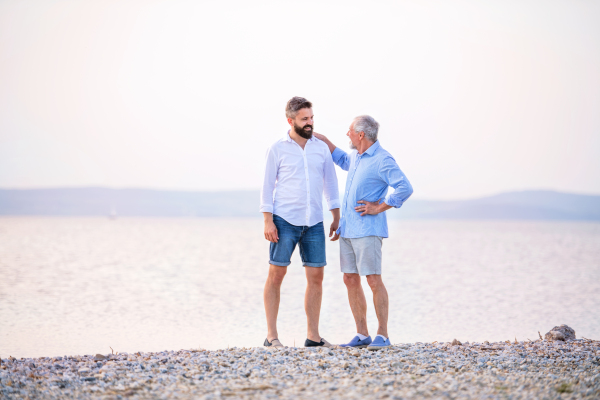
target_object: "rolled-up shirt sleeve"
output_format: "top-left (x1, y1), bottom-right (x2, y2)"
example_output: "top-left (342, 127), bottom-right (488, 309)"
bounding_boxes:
top-left (380, 157), bottom-right (413, 208)
top-left (332, 147), bottom-right (351, 171)
top-left (322, 148), bottom-right (340, 210)
top-left (260, 146), bottom-right (278, 213)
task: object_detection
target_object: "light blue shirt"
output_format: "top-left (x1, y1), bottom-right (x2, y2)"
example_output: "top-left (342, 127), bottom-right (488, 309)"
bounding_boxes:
top-left (332, 141), bottom-right (413, 238)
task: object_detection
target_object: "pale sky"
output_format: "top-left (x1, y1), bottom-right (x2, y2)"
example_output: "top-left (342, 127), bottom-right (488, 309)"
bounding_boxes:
top-left (1, 0), bottom-right (599, 199)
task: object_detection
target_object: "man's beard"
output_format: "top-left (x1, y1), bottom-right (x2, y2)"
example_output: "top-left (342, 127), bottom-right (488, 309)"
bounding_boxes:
top-left (349, 141), bottom-right (357, 150)
top-left (294, 122), bottom-right (313, 139)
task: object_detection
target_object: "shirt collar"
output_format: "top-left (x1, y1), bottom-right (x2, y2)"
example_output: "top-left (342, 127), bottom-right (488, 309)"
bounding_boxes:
top-left (286, 130), bottom-right (315, 142)
top-left (361, 140), bottom-right (380, 156)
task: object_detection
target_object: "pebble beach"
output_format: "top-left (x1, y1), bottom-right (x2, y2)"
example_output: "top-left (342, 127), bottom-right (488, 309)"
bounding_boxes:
top-left (2, 338), bottom-right (599, 399)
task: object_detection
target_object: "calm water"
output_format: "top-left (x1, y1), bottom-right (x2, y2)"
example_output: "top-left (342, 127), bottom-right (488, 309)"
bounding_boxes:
top-left (1, 217), bottom-right (599, 358)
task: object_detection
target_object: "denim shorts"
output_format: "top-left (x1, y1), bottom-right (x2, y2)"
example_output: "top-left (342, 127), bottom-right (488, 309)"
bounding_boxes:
top-left (269, 214), bottom-right (326, 268)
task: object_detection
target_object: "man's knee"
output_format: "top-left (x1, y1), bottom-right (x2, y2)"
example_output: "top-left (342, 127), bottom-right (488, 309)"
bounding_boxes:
top-left (268, 265), bottom-right (287, 286)
top-left (366, 274), bottom-right (384, 290)
top-left (343, 273), bottom-right (361, 288)
top-left (306, 267), bottom-right (324, 285)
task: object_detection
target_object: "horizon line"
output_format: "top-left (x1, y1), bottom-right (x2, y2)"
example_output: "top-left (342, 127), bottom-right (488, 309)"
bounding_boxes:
top-left (1, 186), bottom-right (600, 202)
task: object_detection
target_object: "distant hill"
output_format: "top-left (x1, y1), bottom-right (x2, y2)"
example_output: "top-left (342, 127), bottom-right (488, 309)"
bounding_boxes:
top-left (0, 188), bottom-right (257, 217)
top-left (0, 188), bottom-right (598, 220)
top-left (395, 190), bottom-right (600, 220)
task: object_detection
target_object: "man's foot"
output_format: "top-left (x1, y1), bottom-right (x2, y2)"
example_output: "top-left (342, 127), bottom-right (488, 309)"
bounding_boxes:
top-left (339, 335), bottom-right (372, 348)
top-left (304, 338), bottom-right (337, 349)
top-left (264, 338), bottom-right (284, 348)
top-left (367, 335), bottom-right (391, 351)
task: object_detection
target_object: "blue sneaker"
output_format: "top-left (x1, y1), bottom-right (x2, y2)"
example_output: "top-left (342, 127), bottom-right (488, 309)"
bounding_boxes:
top-left (339, 335), bottom-right (372, 348)
top-left (367, 336), bottom-right (391, 351)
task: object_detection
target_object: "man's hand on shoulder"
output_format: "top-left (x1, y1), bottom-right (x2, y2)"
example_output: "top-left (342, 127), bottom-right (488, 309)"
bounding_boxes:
top-left (313, 132), bottom-right (327, 141)
top-left (355, 199), bottom-right (393, 216)
top-left (313, 132), bottom-right (336, 154)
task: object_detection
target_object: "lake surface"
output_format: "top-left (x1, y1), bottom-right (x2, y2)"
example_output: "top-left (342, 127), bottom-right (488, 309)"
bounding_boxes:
top-left (1, 217), bottom-right (599, 358)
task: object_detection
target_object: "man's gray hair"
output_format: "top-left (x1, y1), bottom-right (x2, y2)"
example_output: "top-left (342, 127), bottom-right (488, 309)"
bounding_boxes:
top-left (285, 96), bottom-right (312, 119)
top-left (353, 115), bottom-right (379, 142)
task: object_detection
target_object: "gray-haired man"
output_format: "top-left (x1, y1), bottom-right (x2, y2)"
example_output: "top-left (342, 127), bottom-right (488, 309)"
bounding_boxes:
top-left (314, 116), bottom-right (412, 350)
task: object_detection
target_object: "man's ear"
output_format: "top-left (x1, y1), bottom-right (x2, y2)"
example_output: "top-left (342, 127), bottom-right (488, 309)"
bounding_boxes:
top-left (287, 118), bottom-right (293, 126)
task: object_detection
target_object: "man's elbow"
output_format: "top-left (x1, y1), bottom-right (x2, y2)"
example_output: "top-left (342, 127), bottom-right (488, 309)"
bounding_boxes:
top-left (406, 182), bottom-right (414, 199)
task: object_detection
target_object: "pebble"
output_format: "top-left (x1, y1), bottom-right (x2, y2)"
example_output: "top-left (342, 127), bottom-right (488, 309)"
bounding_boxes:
top-left (1, 339), bottom-right (599, 399)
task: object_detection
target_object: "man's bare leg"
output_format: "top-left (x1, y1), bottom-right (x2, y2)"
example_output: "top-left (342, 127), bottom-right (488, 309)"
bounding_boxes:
top-left (264, 264), bottom-right (287, 341)
top-left (305, 267), bottom-right (324, 342)
top-left (343, 273), bottom-right (369, 336)
top-left (366, 274), bottom-right (388, 338)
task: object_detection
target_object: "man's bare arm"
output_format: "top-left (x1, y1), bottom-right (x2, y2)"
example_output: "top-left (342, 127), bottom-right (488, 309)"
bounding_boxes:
top-left (329, 208), bottom-right (340, 241)
top-left (263, 212), bottom-right (278, 243)
top-left (313, 132), bottom-right (336, 154)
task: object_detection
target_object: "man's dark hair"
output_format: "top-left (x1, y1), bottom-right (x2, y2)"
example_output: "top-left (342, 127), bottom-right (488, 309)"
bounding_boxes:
top-left (285, 96), bottom-right (312, 119)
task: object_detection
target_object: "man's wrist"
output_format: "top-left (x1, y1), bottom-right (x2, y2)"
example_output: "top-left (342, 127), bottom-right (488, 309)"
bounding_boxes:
top-left (377, 202), bottom-right (391, 213)
top-left (321, 137), bottom-right (334, 152)
top-left (263, 212), bottom-right (274, 222)
top-left (330, 208), bottom-right (340, 222)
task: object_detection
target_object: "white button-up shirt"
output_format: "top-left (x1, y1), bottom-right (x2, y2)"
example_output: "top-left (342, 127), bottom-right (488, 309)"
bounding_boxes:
top-left (260, 132), bottom-right (340, 227)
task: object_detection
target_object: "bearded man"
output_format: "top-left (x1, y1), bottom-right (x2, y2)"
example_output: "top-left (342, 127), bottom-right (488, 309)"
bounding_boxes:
top-left (260, 96), bottom-right (340, 349)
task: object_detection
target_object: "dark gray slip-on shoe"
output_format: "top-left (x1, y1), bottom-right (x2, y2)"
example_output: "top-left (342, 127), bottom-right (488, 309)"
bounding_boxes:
top-left (264, 338), bottom-right (284, 348)
top-left (304, 338), bottom-right (337, 349)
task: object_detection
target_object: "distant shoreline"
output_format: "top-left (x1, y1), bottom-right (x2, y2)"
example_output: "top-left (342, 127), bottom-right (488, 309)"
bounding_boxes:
top-left (1, 188), bottom-right (599, 220)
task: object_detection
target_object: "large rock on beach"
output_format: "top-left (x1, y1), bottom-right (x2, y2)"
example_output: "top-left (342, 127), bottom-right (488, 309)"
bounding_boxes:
top-left (545, 324), bottom-right (576, 341)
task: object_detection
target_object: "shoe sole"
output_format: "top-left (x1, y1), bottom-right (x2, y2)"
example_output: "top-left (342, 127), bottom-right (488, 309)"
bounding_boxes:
top-left (341, 345), bottom-right (368, 349)
top-left (367, 345), bottom-right (389, 351)
top-left (305, 338), bottom-right (337, 349)
top-left (306, 344), bottom-right (338, 349)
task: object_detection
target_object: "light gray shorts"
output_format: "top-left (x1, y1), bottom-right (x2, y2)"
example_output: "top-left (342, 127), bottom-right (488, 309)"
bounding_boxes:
top-left (340, 236), bottom-right (383, 276)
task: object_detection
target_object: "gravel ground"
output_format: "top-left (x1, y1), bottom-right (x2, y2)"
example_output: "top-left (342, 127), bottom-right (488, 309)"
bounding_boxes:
top-left (2, 339), bottom-right (599, 399)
